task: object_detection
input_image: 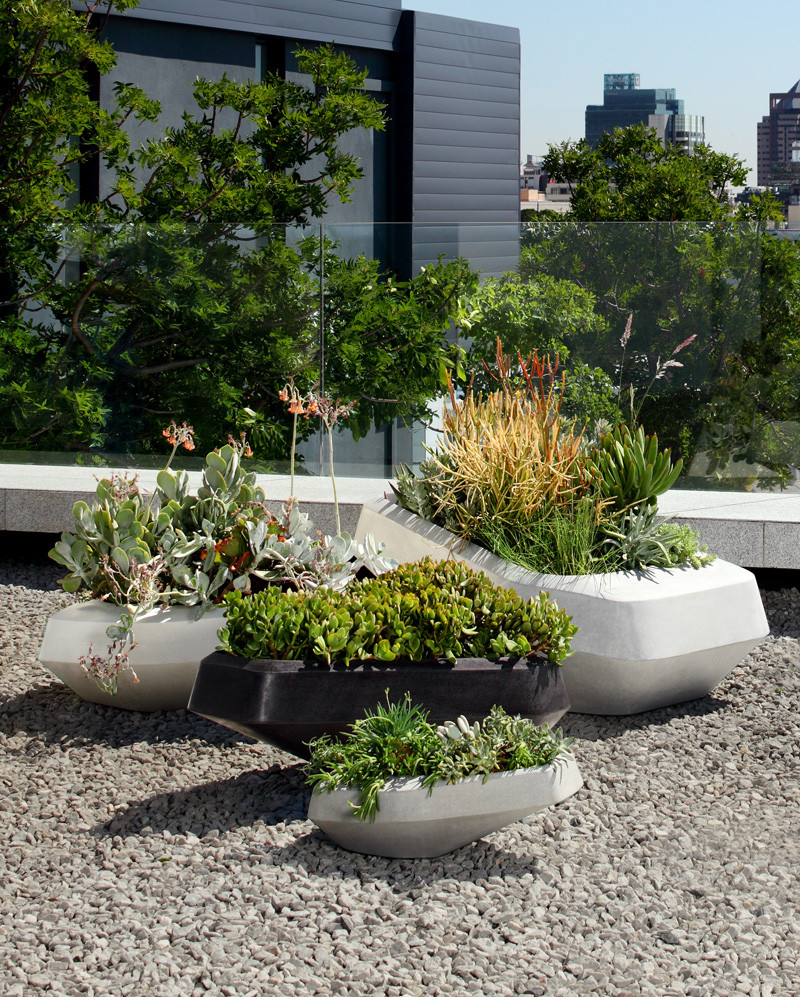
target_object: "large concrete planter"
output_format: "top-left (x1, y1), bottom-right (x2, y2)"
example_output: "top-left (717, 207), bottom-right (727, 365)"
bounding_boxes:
top-left (189, 652), bottom-right (570, 759)
top-left (356, 497), bottom-right (770, 715)
top-left (38, 602), bottom-right (226, 712)
top-left (308, 755), bottom-right (583, 858)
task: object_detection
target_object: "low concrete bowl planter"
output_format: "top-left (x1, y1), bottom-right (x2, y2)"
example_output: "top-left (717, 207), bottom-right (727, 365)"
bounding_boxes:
top-left (356, 497), bottom-right (770, 715)
top-left (308, 755), bottom-right (584, 858)
top-left (38, 601), bottom-right (227, 712)
top-left (189, 653), bottom-right (570, 759)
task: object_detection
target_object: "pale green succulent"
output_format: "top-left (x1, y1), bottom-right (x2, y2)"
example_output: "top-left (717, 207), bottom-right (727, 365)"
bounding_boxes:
top-left (49, 442), bottom-right (396, 689)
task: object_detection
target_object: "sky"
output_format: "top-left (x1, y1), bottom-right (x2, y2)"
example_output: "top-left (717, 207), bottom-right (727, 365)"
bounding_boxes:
top-left (404, 0), bottom-right (800, 185)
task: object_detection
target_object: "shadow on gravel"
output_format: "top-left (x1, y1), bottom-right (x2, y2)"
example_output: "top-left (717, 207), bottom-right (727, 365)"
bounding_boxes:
top-left (271, 832), bottom-right (558, 885)
top-left (560, 694), bottom-right (729, 742)
top-left (92, 763), bottom-right (308, 838)
top-left (0, 682), bottom-right (251, 748)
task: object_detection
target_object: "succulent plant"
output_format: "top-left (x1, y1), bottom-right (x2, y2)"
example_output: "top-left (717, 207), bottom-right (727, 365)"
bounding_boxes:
top-left (49, 439), bottom-right (396, 691)
top-left (218, 555), bottom-right (577, 665)
top-left (600, 505), bottom-right (715, 571)
top-left (304, 697), bottom-right (574, 821)
top-left (589, 424), bottom-right (682, 515)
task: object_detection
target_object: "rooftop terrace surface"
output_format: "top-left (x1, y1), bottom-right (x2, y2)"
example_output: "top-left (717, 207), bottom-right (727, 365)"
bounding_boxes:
top-left (2, 558), bottom-right (798, 995)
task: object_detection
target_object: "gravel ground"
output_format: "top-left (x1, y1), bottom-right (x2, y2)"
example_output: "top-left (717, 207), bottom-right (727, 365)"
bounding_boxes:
top-left (1, 559), bottom-right (798, 997)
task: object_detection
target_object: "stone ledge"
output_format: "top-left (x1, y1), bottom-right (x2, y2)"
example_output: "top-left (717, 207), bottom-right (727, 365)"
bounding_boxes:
top-left (0, 464), bottom-right (393, 539)
top-left (2, 462), bottom-right (799, 568)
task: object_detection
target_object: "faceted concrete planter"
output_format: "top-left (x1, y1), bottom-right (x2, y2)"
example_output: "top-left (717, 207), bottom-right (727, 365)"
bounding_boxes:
top-left (356, 497), bottom-right (770, 715)
top-left (38, 602), bottom-right (226, 712)
top-left (308, 755), bottom-right (584, 858)
top-left (189, 653), bottom-right (570, 759)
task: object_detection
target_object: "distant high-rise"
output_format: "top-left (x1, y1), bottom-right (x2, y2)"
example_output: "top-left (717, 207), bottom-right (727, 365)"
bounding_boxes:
top-left (756, 80), bottom-right (800, 193)
top-left (585, 73), bottom-right (705, 151)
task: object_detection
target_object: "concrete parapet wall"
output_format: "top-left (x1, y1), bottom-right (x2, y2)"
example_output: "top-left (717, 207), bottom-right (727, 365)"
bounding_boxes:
top-left (1, 463), bottom-right (799, 569)
top-left (0, 465), bottom-right (393, 540)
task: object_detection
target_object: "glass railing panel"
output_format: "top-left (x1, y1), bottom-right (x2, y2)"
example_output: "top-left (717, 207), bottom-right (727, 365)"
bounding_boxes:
top-left (463, 220), bottom-right (781, 491)
top-left (2, 219), bottom-right (798, 492)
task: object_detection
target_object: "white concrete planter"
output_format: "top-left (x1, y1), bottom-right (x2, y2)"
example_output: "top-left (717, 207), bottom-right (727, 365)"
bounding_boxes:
top-left (308, 755), bottom-right (583, 858)
top-left (38, 602), bottom-right (226, 712)
top-left (356, 497), bottom-right (770, 715)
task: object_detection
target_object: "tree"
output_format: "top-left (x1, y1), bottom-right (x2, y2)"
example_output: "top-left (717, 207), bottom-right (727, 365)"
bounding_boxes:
top-left (0, 26), bottom-right (476, 455)
top-left (0, 0), bottom-right (144, 448)
top-left (518, 127), bottom-right (775, 471)
top-left (542, 124), bottom-right (748, 222)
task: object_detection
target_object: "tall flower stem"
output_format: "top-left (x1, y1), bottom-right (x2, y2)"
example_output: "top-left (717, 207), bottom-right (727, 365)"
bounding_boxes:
top-left (326, 425), bottom-right (341, 537)
top-left (289, 410), bottom-right (298, 503)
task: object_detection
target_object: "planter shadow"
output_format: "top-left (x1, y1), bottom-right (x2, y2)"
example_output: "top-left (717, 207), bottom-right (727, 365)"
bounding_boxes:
top-left (92, 763), bottom-right (308, 839)
top-left (560, 694), bottom-right (729, 742)
top-left (0, 682), bottom-right (252, 748)
top-left (271, 828), bottom-right (579, 884)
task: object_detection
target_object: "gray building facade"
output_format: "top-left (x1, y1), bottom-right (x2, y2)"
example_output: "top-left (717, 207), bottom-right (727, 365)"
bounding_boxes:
top-left (95, 0), bottom-right (522, 278)
top-left (757, 79), bottom-right (800, 200)
top-left (585, 73), bottom-right (704, 151)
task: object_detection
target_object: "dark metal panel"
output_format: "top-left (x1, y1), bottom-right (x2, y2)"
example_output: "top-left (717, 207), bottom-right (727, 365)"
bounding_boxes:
top-left (407, 142), bottom-right (518, 166)
top-left (414, 128), bottom-right (519, 151)
top-left (106, 17), bottom-right (254, 64)
top-left (414, 39), bottom-right (520, 65)
top-left (413, 93), bottom-right (519, 117)
top-left (413, 230), bottom-right (521, 251)
top-left (415, 177), bottom-right (520, 196)
top-left (412, 11), bottom-right (518, 43)
top-left (412, 62), bottom-right (519, 91)
top-left (413, 194), bottom-right (520, 212)
top-left (408, 8), bottom-right (520, 262)
top-left (414, 161), bottom-right (517, 180)
top-left (414, 111), bottom-right (518, 135)
top-left (121, 0), bottom-right (400, 50)
top-left (413, 78), bottom-right (518, 105)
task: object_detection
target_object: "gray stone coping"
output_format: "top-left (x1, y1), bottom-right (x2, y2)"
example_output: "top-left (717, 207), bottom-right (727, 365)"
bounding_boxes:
top-left (658, 490), bottom-right (800, 569)
top-left (0, 463), bottom-right (394, 539)
top-left (1, 461), bottom-right (799, 567)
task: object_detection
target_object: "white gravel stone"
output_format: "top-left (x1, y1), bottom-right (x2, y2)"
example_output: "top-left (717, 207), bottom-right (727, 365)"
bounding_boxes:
top-left (1, 559), bottom-right (799, 996)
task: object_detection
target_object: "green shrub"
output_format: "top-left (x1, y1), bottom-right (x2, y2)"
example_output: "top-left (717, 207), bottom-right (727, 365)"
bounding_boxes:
top-left (218, 556), bottom-right (577, 665)
top-left (304, 697), bottom-right (574, 821)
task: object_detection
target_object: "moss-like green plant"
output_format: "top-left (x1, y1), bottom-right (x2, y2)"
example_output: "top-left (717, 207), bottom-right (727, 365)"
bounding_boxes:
top-left (305, 698), bottom-right (574, 821)
top-left (218, 556), bottom-right (577, 665)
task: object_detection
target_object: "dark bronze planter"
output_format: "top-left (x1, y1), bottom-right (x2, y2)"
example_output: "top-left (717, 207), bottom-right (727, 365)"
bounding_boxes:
top-left (189, 653), bottom-right (570, 759)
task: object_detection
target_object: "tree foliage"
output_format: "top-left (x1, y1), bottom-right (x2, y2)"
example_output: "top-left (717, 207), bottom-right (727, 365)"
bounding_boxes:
top-left (543, 124), bottom-right (748, 222)
top-left (521, 126), bottom-right (800, 483)
top-left (0, 13), bottom-right (474, 456)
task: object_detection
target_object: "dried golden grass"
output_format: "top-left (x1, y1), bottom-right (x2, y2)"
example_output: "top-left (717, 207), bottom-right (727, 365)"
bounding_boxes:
top-left (426, 341), bottom-right (594, 537)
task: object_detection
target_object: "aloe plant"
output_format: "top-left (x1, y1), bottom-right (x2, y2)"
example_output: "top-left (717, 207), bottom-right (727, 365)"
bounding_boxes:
top-left (590, 424), bottom-right (682, 515)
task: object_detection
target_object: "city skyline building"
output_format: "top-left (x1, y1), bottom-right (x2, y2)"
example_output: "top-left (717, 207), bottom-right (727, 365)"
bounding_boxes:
top-left (756, 79), bottom-right (800, 204)
top-left (585, 73), bottom-right (705, 151)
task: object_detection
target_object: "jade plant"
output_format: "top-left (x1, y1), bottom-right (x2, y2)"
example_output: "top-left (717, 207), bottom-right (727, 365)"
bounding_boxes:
top-left (394, 340), bottom-right (712, 575)
top-left (218, 556), bottom-right (577, 665)
top-left (304, 696), bottom-right (574, 821)
top-left (49, 422), bottom-right (395, 693)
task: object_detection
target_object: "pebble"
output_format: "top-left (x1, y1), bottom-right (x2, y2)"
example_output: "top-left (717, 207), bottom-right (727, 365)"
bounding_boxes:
top-left (1, 560), bottom-right (799, 995)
